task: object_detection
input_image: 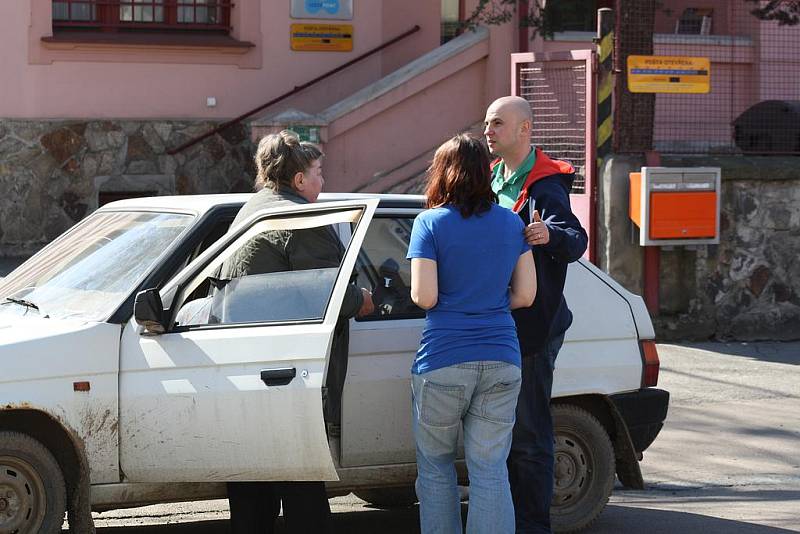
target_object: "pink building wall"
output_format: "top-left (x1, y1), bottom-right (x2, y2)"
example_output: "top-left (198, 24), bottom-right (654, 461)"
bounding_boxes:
top-left (324, 40), bottom-right (494, 192)
top-left (251, 19), bottom-right (516, 193)
top-left (2, 0), bottom-right (440, 120)
top-left (248, 0), bottom-right (518, 193)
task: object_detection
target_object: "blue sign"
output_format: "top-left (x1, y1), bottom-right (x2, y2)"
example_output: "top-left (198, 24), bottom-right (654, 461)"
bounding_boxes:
top-left (305, 0), bottom-right (339, 14)
top-left (292, 0), bottom-right (352, 20)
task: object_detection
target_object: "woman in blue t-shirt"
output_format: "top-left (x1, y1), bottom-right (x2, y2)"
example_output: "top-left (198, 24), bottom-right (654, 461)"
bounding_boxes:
top-left (407, 134), bottom-right (536, 533)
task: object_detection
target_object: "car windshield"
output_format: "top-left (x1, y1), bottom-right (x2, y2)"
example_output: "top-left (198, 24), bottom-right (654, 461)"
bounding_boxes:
top-left (0, 211), bottom-right (194, 322)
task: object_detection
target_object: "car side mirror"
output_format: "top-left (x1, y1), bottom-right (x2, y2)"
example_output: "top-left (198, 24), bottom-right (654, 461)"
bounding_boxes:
top-left (134, 288), bottom-right (166, 335)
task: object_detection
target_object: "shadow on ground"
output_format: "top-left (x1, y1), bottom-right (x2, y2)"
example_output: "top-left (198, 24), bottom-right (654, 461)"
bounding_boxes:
top-left (73, 501), bottom-right (798, 534)
top-left (679, 341), bottom-right (800, 366)
top-left (592, 504), bottom-right (798, 533)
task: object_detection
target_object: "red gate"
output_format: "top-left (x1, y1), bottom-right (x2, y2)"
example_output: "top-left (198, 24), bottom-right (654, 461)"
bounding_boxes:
top-left (511, 50), bottom-right (597, 263)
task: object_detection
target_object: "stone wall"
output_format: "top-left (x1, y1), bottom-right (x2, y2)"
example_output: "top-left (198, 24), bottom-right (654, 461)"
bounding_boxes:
top-left (0, 119), bottom-right (255, 258)
top-left (598, 154), bottom-right (800, 341)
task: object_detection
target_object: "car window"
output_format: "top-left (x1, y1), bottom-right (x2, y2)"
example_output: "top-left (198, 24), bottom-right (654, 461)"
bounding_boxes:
top-left (166, 215), bottom-right (236, 300)
top-left (174, 208), bottom-right (363, 328)
top-left (0, 211), bottom-right (193, 321)
top-left (355, 217), bottom-right (424, 321)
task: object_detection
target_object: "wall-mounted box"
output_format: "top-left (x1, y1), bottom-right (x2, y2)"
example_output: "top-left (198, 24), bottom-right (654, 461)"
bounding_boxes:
top-left (629, 167), bottom-right (721, 246)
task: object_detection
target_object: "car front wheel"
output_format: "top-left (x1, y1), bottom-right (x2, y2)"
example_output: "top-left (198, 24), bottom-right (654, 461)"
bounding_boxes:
top-left (551, 404), bottom-right (615, 533)
top-left (0, 431), bottom-right (66, 534)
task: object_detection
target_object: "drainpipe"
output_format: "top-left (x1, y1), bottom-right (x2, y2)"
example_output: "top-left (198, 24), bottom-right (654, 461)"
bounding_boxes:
top-left (518, 0), bottom-right (529, 52)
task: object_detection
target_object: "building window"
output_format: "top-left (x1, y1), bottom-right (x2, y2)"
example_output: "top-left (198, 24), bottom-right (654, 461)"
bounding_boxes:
top-left (53, 1), bottom-right (95, 21)
top-left (543, 0), bottom-right (613, 33)
top-left (674, 8), bottom-right (714, 35)
top-left (546, 0), bottom-right (595, 33)
top-left (52, 0), bottom-right (231, 32)
top-left (441, 0), bottom-right (461, 44)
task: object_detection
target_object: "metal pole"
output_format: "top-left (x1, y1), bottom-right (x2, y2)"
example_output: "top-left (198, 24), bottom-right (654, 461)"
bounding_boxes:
top-left (596, 8), bottom-right (614, 170)
top-left (518, 0), bottom-right (529, 53)
top-left (457, 0), bottom-right (466, 36)
top-left (643, 150), bottom-right (661, 315)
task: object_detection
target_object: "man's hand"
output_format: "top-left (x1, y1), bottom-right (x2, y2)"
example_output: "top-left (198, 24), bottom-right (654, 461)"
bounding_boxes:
top-left (525, 209), bottom-right (550, 246)
top-left (356, 288), bottom-right (375, 317)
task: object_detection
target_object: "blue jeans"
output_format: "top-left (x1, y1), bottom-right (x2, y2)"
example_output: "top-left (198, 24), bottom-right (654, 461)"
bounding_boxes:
top-left (412, 361), bottom-right (522, 534)
top-left (508, 333), bottom-right (565, 534)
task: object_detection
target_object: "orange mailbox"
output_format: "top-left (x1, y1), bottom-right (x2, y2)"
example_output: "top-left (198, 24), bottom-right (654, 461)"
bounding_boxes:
top-left (629, 167), bottom-right (721, 246)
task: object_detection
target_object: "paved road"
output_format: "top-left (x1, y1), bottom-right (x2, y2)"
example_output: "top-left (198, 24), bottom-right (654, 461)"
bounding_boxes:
top-left (66, 341), bottom-right (800, 533)
top-left (592, 341), bottom-right (800, 533)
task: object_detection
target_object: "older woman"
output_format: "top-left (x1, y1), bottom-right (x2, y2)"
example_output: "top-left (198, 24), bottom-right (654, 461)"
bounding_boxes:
top-left (225, 130), bottom-right (373, 534)
top-left (407, 134), bottom-right (536, 534)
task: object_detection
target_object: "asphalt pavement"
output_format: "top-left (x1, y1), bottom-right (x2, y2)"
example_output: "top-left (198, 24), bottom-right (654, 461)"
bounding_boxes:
top-left (66, 341), bottom-right (800, 533)
top-left (591, 341), bottom-right (800, 533)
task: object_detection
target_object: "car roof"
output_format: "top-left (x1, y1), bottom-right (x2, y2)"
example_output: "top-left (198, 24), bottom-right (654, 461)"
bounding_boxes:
top-left (97, 192), bottom-right (425, 215)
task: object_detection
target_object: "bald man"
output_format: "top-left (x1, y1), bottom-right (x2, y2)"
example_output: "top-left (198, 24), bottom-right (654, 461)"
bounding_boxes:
top-left (484, 96), bottom-right (588, 534)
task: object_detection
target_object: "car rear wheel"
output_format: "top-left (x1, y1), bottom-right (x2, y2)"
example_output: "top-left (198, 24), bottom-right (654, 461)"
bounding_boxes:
top-left (551, 404), bottom-right (615, 533)
top-left (0, 431), bottom-right (66, 534)
top-left (354, 486), bottom-right (418, 508)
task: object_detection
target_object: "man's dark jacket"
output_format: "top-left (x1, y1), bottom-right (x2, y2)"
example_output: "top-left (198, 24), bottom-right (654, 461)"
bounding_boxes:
top-left (496, 147), bottom-right (588, 355)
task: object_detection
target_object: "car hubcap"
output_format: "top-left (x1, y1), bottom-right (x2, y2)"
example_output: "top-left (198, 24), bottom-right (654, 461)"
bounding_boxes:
top-left (552, 435), bottom-right (590, 507)
top-left (0, 457), bottom-right (46, 533)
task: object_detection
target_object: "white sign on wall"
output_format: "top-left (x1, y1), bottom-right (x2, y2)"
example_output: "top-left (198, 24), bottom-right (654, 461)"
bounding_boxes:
top-left (291, 0), bottom-right (353, 20)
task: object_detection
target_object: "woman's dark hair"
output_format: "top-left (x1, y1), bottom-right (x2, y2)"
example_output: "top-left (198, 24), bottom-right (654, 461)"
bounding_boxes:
top-left (424, 133), bottom-right (496, 217)
top-left (253, 130), bottom-right (324, 192)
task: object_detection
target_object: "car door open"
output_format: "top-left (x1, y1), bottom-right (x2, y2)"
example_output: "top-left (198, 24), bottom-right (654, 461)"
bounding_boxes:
top-left (118, 199), bottom-right (378, 483)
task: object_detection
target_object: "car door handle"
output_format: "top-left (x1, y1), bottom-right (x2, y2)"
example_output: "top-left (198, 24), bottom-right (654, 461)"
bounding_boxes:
top-left (260, 368), bottom-right (296, 387)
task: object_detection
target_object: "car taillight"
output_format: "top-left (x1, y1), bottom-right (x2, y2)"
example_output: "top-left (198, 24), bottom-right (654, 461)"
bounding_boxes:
top-left (641, 340), bottom-right (660, 387)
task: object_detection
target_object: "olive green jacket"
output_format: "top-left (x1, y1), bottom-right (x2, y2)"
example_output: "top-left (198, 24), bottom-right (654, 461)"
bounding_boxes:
top-left (221, 188), bottom-right (364, 319)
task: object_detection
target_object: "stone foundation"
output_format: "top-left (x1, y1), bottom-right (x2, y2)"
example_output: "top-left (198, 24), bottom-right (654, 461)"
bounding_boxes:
top-left (0, 119), bottom-right (255, 257)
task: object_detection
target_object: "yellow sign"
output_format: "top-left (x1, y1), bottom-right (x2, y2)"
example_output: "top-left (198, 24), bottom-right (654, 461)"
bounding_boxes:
top-left (627, 55), bottom-right (710, 94)
top-left (291, 24), bottom-right (353, 52)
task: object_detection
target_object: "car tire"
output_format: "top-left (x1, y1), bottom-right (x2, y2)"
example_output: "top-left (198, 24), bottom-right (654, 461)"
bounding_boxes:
top-left (0, 431), bottom-right (67, 534)
top-left (551, 404), bottom-right (615, 534)
top-left (354, 486), bottom-right (418, 508)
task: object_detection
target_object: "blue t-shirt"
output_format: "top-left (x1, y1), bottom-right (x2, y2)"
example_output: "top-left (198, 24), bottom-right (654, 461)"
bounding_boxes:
top-left (406, 203), bottom-right (530, 374)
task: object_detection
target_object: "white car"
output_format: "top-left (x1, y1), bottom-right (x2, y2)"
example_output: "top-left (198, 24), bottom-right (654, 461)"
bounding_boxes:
top-left (0, 193), bottom-right (668, 533)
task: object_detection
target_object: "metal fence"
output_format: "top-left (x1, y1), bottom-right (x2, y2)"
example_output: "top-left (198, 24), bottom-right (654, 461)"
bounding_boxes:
top-left (518, 59), bottom-right (589, 194)
top-left (616, 0), bottom-right (800, 154)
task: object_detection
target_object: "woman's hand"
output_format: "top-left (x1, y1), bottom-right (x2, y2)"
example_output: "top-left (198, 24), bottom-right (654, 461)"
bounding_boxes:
top-left (356, 288), bottom-right (375, 317)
